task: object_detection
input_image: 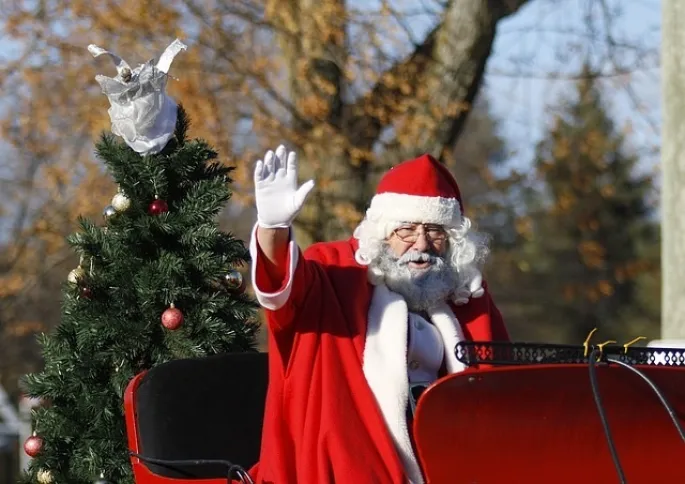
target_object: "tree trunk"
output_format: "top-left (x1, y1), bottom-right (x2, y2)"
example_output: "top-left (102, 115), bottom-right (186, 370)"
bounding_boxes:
top-left (269, 0), bottom-right (531, 243)
top-left (661, 0), bottom-right (685, 338)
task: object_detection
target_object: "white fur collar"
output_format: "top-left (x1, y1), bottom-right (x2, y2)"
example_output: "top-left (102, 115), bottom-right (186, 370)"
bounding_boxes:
top-left (427, 302), bottom-right (467, 373)
top-left (363, 285), bottom-right (467, 484)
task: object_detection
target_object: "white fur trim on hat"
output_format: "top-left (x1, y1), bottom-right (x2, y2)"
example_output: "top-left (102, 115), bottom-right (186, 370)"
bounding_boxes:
top-left (366, 193), bottom-right (461, 236)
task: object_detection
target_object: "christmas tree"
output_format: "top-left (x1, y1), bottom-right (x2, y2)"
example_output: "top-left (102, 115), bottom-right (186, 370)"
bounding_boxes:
top-left (18, 40), bottom-right (259, 483)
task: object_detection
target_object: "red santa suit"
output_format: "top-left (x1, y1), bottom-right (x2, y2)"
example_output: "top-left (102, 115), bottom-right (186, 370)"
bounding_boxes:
top-left (248, 154), bottom-right (510, 484)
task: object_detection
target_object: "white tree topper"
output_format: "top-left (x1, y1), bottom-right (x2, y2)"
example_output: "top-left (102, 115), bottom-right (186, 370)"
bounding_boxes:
top-left (88, 39), bottom-right (187, 155)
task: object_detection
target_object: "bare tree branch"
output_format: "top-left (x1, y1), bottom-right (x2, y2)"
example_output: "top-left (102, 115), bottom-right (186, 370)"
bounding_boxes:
top-left (342, 0), bottom-right (532, 160)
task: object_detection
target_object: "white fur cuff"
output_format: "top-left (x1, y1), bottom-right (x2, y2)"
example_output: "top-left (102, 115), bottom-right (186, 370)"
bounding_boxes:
top-left (249, 223), bottom-right (299, 310)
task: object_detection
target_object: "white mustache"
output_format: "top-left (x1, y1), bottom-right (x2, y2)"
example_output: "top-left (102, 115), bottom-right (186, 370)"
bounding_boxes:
top-left (398, 251), bottom-right (437, 265)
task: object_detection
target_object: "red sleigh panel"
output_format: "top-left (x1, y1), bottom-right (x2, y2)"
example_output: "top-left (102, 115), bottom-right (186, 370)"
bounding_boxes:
top-left (413, 344), bottom-right (685, 484)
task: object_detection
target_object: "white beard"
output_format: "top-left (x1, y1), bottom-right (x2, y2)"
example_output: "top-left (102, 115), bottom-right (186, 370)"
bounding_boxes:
top-left (375, 244), bottom-right (459, 312)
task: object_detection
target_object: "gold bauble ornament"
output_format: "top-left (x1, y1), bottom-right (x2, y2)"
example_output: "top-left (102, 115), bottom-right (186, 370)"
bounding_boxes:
top-left (111, 192), bottom-right (131, 212)
top-left (94, 472), bottom-right (111, 484)
top-left (67, 266), bottom-right (86, 284)
top-left (37, 469), bottom-right (53, 483)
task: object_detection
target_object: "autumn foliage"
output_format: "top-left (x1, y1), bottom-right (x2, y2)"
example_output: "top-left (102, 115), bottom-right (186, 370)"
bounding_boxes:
top-left (0, 0), bottom-right (660, 408)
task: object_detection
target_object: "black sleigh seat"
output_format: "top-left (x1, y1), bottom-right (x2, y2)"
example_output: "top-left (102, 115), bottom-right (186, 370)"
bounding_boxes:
top-left (125, 351), bottom-right (269, 481)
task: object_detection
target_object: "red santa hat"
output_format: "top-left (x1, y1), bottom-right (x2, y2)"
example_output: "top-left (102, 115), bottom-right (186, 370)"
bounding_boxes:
top-left (366, 153), bottom-right (464, 234)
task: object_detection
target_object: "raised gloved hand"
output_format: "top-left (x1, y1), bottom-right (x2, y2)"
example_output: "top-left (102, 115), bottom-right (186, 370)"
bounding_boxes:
top-left (254, 145), bottom-right (315, 229)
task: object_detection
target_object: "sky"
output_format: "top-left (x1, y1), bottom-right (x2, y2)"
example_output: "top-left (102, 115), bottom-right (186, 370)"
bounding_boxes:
top-left (485, 0), bottom-right (661, 176)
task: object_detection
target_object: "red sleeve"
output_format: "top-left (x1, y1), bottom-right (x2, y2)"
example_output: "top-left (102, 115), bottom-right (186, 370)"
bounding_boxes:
top-left (248, 224), bottom-right (328, 337)
top-left (253, 237), bottom-right (294, 295)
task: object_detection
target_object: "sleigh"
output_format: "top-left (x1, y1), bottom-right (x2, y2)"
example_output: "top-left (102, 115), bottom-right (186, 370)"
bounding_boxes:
top-left (124, 341), bottom-right (685, 484)
top-left (124, 352), bottom-right (267, 484)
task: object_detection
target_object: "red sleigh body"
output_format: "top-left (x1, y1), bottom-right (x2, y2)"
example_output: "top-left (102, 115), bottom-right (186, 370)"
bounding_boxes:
top-left (124, 343), bottom-right (685, 483)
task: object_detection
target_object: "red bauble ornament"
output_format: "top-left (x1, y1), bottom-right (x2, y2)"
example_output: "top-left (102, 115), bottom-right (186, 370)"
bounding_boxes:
top-left (79, 286), bottom-right (93, 299)
top-left (148, 198), bottom-right (169, 215)
top-left (161, 304), bottom-right (184, 330)
top-left (24, 433), bottom-right (43, 457)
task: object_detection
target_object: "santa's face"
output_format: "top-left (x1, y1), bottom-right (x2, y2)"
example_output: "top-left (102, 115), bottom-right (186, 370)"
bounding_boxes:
top-left (378, 223), bottom-right (457, 311)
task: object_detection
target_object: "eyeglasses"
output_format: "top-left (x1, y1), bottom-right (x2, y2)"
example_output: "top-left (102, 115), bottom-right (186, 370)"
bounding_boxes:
top-left (393, 224), bottom-right (447, 244)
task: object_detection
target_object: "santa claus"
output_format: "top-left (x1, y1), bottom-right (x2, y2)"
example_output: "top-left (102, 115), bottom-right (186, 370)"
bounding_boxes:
top-left (247, 145), bottom-right (510, 484)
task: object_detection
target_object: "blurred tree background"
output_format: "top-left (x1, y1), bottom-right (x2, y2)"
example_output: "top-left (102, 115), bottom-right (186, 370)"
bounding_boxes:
top-left (509, 66), bottom-right (659, 342)
top-left (0, 0), bottom-right (661, 411)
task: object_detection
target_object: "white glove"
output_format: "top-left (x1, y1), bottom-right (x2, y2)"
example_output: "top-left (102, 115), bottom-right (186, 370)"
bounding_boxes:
top-left (254, 145), bottom-right (315, 229)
